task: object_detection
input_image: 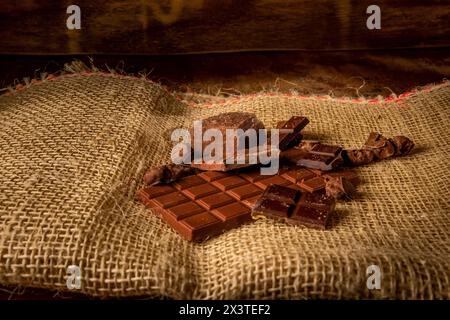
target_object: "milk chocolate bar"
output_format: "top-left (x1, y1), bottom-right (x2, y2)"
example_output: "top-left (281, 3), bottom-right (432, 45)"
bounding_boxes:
top-left (252, 184), bottom-right (336, 229)
top-left (138, 166), bottom-right (359, 240)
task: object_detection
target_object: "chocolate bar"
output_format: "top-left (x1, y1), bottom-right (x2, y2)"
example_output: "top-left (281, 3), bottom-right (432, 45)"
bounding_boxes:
top-left (281, 143), bottom-right (344, 171)
top-left (138, 170), bottom-right (258, 241)
top-left (252, 184), bottom-right (335, 229)
top-left (138, 165), bottom-right (360, 240)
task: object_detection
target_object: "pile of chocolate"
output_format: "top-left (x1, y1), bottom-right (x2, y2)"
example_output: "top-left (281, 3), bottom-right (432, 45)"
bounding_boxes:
top-left (137, 112), bottom-right (414, 241)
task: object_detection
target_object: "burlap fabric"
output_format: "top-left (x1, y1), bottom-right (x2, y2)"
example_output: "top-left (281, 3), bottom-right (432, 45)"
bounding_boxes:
top-left (0, 74), bottom-right (448, 299)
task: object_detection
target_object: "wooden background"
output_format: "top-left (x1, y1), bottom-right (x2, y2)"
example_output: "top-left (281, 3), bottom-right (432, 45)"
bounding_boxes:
top-left (0, 1), bottom-right (450, 300)
top-left (0, 0), bottom-right (449, 54)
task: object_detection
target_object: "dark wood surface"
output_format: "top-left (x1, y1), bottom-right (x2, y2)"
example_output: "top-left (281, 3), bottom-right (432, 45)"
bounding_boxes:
top-left (0, 0), bottom-right (449, 55)
top-left (1, 49), bottom-right (449, 99)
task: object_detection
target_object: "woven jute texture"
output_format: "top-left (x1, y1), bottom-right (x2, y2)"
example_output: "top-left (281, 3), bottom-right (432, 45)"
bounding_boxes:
top-left (0, 74), bottom-right (449, 299)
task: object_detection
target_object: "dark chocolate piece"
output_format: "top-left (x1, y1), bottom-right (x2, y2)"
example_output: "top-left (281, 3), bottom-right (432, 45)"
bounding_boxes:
top-left (324, 176), bottom-right (355, 199)
top-left (190, 143), bottom-right (275, 172)
top-left (298, 140), bottom-right (320, 151)
top-left (277, 116), bottom-right (309, 150)
top-left (342, 149), bottom-right (376, 166)
top-left (252, 184), bottom-right (335, 229)
top-left (281, 143), bottom-right (344, 171)
top-left (391, 135), bottom-right (414, 156)
top-left (190, 112), bottom-right (265, 159)
top-left (143, 164), bottom-right (197, 185)
top-left (363, 132), bottom-right (396, 159)
top-left (343, 132), bottom-right (414, 166)
top-left (299, 176), bottom-right (326, 193)
top-left (310, 144), bottom-right (342, 157)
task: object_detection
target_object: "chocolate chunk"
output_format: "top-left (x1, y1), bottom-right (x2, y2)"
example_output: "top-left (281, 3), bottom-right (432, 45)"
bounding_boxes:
top-left (310, 144), bottom-right (342, 157)
top-left (342, 149), bottom-right (376, 166)
top-left (343, 132), bottom-right (414, 166)
top-left (276, 116), bottom-right (309, 150)
top-left (143, 164), bottom-right (197, 185)
top-left (281, 143), bottom-right (344, 171)
top-left (190, 142), bottom-right (276, 172)
top-left (323, 170), bottom-right (361, 186)
top-left (252, 184), bottom-right (335, 229)
top-left (298, 140), bottom-right (320, 151)
top-left (263, 184), bottom-right (300, 204)
top-left (392, 135), bottom-right (414, 156)
top-left (299, 176), bottom-right (326, 193)
top-left (324, 176), bottom-right (355, 199)
top-left (191, 112), bottom-right (265, 158)
top-left (363, 132), bottom-right (395, 159)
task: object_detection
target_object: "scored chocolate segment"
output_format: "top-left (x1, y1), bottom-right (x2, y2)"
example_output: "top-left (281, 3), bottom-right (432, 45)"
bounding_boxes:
top-left (212, 202), bottom-right (251, 221)
top-left (198, 171), bottom-right (228, 182)
top-left (255, 176), bottom-right (290, 190)
top-left (183, 183), bottom-right (220, 200)
top-left (263, 184), bottom-right (300, 204)
top-left (197, 192), bottom-right (235, 210)
top-left (152, 192), bottom-right (189, 209)
top-left (227, 184), bottom-right (262, 200)
top-left (212, 176), bottom-right (247, 191)
top-left (173, 175), bottom-right (205, 190)
top-left (166, 202), bottom-right (204, 220)
top-left (299, 176), bottom-right (326, 193)
top-left (252, 184), bottom-right (335, 229)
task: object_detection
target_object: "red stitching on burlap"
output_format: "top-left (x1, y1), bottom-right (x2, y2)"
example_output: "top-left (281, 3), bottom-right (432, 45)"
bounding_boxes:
top-left (1, 71), bottom-right (448, 108)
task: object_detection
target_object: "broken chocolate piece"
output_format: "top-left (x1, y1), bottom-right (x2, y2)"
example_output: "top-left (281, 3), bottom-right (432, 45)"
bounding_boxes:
top-left (343, 132), bottom-right (414, 166)
top-left (299, 176), bottom-right (326, 193)
top-left (324, 176), bottom-right (355, 199)
top-left (143, 164), bottom-right (197, 185)
top-left (281, 143), bottom-right (344, 171)
top-left (252, 184), bottom-right (335, 229)
top-left (277, 116), bottom-right (309, 150)
top-left (363, 132), bottom-right (396, 159)
top-left (190, 112), bottom-right (265, 158)
top-left (342, 149), bottom-right (376, 166)
top-left (190, 142), bottom-right (277, 172)
top-left (391, 135), bottom-right (414, 156)
top-left (298, 140), bottom-right (320, 151)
